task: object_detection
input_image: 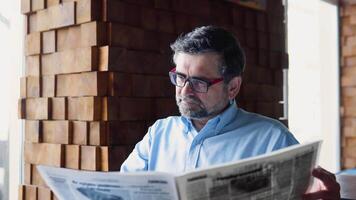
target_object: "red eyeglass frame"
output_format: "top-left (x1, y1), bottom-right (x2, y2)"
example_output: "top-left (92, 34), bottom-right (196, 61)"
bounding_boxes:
top-left (169, 67), bottom-right (224, 87)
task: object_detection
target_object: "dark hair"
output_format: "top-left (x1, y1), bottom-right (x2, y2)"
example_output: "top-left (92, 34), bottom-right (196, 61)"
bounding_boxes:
top-left (170, 25), bottom-right (245, 83)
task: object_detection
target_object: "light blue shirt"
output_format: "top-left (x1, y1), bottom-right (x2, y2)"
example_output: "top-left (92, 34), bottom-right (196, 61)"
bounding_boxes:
top-left (120, 101), bottom-right (299, 173)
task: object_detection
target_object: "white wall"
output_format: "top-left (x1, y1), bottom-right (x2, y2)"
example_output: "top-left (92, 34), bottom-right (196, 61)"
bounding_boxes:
top-left (0, 1), bottom-right (24, 199)
top-left (288, 0), bottom-right (340, 172)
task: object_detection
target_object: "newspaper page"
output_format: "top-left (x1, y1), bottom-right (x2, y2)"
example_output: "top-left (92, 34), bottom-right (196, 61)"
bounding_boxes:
top-left (175, 141), bottom-right (321, 200)
top-left (336, 174), bottom-right (356, 199)
top-left (37, 165), bottom-right (179, 200)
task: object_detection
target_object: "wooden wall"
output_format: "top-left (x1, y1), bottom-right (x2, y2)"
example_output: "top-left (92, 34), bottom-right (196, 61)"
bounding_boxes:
top-left (18, 0), bottom-right (287, 199)
top-left (340, 2), bottom-right (356, 169)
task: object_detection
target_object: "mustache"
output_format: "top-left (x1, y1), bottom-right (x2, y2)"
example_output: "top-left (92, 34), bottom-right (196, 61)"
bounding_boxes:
top-left (177, 95), bottom-right (201, 104)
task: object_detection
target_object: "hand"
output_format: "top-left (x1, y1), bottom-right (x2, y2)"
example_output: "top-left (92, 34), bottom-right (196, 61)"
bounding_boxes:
top-left (303, 166), bottom-right (340, 200)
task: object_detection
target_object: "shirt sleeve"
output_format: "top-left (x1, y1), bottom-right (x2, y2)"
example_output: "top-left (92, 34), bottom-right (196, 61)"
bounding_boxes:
top-left (120, 126), bottom-right (152, 172)
top-left (271, 129), bottom-right (300, 151)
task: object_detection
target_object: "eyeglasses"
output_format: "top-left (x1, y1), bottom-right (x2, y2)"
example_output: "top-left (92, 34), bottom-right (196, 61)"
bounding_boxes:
top-left (169, 68), bottom-right (224, 93)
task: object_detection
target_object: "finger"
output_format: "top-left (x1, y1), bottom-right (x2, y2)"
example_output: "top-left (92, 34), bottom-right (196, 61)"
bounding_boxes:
top-left (302, 190), bottom-right (339, 200)
top-left (312, 167), bottom-right (339, 191)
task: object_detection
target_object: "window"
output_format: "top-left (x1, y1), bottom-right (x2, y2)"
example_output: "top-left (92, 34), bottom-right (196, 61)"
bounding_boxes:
top-left (287, 0), bottom-right (340, 172)
top-left (0, 1), bottom-right (24, 199)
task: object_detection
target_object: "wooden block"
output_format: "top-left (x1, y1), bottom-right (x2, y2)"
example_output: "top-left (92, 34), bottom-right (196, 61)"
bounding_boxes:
top-left (42, 120), bottom-right (72, 144)
top-left (20, 77), bottom-right (27, 98)
top-left (89, 121), bottom-right (107, 145)
top-left (25, 55), bottom-right (41, 76)
top-left (56, 72), bottom-right (108, 97)
top-left (42, 30), bottom-right (56, 54)
top-left (72, 121), bottom-right (88, 145)
top-left (24, 163), bottom-right (32, 185)
top-left (154, 98), bottom-right (178, 119)
top-left (36, 2), bottom-right (75, 32)
top-left (99, 46), bottom-right (170, 74)
top-left (42, 46), bottom-right (98, 75)
top-left (57, 25), bottom-right (81, 51)
top-left (59, 46), bottom-right (99, 74)
top-left (344, 146), bottom-right (356, 159)
top-left (25, 120), bottom-right (42, 142)
top-left (102, 97), bottom-right (154, 121)
top-left (345, 106), bottom-right (356, 117)
top-left (68, 97), bottom-right (102, 121)
top-left (21, 0), bottom-right (31, 14)
top-left (157, 10), bottom-right (175, 33)
top-left (344, 126), bottom-right (356, 137)
top-left (24, 185), bottom-right (37, 200)
top-left (41, 54), bottom-right (56, 75)
top-left (343, 96), bottom-right (356, 107)
top-left (80, 145), bottom-right (100, 171)
top-left (108, 73), bottom-right (132, 97)
top-left (98, 46), bottom-right (123, 71)
top-left (346, 137), bottom-right (356, 146)
top-left (131, 74), bottom-right (172, 97)
top-left (28, 14), bottom-right (38, 34)
top-left (56, 21), bottom-right (106, 51)
top-left (52, 2), bottom-right (76, 28)
top-left (32, 165), bottom-right (47, 186)
top-left (104, 0), bottom-right (141, 26)
top-left (141, 7), bottom-right (158, 31)
top-left (344, 157), bottom-right (356, 168)
top-left (343, 56), bottom-right (356, 67)
top-left (32, 0), bottom-right (46, 11)
top-left (100, 146), bottom-right (126, 171)
top-left (36, 9), bottom-right (51, 31)
top-left (25, 98), bottom-right (49, 120)
top-left (47, 0), bottom-right (60, 7)
top-left (25, 32), bottom-right (41, 56)
top-left (342, 76), bottom-right (356, 87)
top-left (107, 121), bottom-right (146, 145)
top-left (108, 23), bottom-right (158, 51)
top-left (24, 142), bottom-right (64, 167)
top-left (19, 99), bottom-right (26, 119)
top-left (117, 97), bottom-right (153, 120)
top-left (27, 76), bottom-right (41, 98)
top-left (80, 21), bottom-right (107, 48)
top-left (342, 66), bottom-right (356, 77)
top-left (65, 144), bottom-right (81, 169)
top-left (19, 185), bottom-right (25, 200)
top-left (51, 97), bottom-right (67, 119)
top-left (102, 97), bottom-right (118, 120)
top-left (42, 75), bottom-right (56, 97)
top-left (76, 0), bottom-right (101, 24)
top-left (37, 187), bottom-right (52, 200)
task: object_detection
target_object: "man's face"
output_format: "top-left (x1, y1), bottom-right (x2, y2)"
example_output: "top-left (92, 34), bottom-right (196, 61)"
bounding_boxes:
top-left (174, 52), bottom-right (230, 120)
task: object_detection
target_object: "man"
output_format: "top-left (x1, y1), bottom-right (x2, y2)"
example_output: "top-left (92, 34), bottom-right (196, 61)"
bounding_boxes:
top-left (120, 26), bottom-right (340, 199)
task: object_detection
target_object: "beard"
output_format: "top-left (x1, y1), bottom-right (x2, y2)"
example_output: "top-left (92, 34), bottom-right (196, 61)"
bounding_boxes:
top-left (176, 95), bottom-right (209, 119)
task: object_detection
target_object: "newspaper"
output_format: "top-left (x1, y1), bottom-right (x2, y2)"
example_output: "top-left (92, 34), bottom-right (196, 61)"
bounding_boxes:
top-left (336, 173), bottom-right (356, 199)
top-left (37, 141), bottom-right (320, 200)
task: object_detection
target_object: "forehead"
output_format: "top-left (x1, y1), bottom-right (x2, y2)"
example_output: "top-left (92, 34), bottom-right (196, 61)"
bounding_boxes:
top-left (174, 52), bottom-right (221, 77)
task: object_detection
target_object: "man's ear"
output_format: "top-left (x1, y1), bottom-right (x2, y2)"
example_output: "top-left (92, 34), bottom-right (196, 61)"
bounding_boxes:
top-left (227, 76), bottom-right (242, 100)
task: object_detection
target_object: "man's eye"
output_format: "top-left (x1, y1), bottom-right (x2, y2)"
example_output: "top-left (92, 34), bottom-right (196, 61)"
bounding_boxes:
top-left (192, 79), bottom-right (207, 87)
top-left (176, 74), bottom-right (186, 80)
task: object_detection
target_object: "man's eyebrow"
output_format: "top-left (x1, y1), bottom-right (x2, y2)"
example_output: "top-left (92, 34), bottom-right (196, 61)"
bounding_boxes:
top-left (175, 71), bottom-right (187, 77)
top-left (175, 71), bottom-right (212, 81)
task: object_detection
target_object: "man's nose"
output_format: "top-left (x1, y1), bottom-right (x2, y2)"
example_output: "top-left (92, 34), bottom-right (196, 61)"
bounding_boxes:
top-left (180, 80), bottom-right (194, 95)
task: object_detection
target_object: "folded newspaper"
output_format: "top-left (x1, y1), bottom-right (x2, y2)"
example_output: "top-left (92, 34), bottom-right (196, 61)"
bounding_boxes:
top-left (37, 141), bottom-right (321, 200)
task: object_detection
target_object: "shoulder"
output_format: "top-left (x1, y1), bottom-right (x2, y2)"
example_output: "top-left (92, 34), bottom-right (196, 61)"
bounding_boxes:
top-left (150, 116), bottom-right (182, 128)
top-left (236, 108), bottom-right (289, 132)
top-left (147, 116), bottom-right (185, 136)
top-left (234, 108), bottom-right (299, 147)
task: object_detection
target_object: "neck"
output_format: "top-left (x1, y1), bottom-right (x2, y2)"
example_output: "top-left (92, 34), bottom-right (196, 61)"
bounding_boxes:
top-left (190, 101), bottom-right (232, 132)
top-left (192, 118), bottom-right (209, 132)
